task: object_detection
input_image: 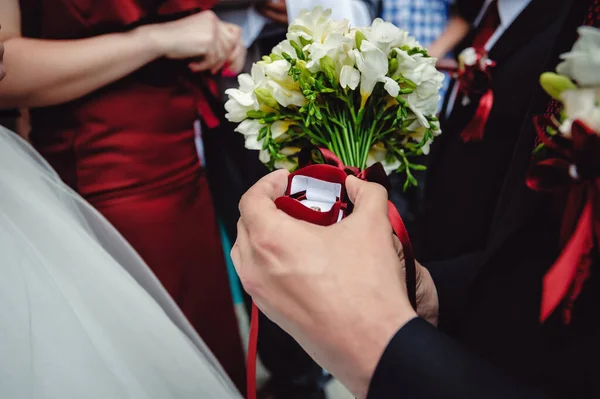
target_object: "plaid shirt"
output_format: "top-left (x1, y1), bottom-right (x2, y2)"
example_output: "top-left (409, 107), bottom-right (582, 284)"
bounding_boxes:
top-left (382, 0), bottom-right (455, 107)
top-left (381, 0), bottom-right (454, 47)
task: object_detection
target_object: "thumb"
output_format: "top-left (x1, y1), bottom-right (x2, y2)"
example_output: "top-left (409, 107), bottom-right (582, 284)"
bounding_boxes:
top-left (345, 175), bottom-right (389, 221)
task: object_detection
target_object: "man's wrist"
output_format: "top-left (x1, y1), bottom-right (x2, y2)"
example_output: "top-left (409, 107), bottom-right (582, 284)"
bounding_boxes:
top-left (331, 304), bottom-right (417, 399)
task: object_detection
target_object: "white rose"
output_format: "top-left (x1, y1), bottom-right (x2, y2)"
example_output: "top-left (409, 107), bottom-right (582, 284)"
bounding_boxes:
top-left (559, 88), bottom-right (600, 136)
top-left (556, 26), bottom-right (600, 86)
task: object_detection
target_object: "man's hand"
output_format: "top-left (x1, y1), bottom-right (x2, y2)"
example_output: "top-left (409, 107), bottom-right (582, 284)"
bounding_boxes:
top-left (393, 238), bottom-right (439, 326)
top-left (257, 0), bottom-right (288, 25)
top-left (232, 172), bottom-right (418, 399)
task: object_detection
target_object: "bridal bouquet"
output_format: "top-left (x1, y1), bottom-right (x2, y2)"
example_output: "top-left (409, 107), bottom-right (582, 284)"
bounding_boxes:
top-left (225, 7), bottom-right (444, 188)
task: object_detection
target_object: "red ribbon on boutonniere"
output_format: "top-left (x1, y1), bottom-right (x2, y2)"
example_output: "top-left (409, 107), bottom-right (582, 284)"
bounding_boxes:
top-left (456, 48), bottom-right (497, 143)
top-left (527, 117), bottom-right (600, 324)
top-left (245, 148), bottom-right (418, 399)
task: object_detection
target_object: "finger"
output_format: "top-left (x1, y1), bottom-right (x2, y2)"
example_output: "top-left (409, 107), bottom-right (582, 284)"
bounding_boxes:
top-left (259, 8), bottom-right (289, 25)
top-left (392, 235), bottom-right (404, 260)
top-left (345, 175), bottom-right (389, 221)
top-left (231, 218), bottom-right (251, 281)
top-left (227, 43), bottom-right (247, 74)
top-left (189, 57), bottom-right (219, 73)
top-left (260, 0), bottom-right (287, 13)
top-left (239, 169), bottom-right (289, 231)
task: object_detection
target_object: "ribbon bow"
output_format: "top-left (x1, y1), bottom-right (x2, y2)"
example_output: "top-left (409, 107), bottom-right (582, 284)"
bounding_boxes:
top-left (439, 48), bottom-right (496, 143)
top-left (527, 117), bottom-right (600, 324)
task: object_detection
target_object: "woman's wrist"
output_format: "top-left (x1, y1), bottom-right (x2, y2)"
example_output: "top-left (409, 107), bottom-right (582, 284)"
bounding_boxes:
top-left (132, 24), bottom-right (166, 61)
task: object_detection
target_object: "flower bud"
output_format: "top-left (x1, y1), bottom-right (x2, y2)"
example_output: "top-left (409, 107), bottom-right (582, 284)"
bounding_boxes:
top-left (254, 88), bottom-right (280, 110)
top-left (319, 56), bottom-right (337, 86)
top-left (540, 72), bottom-right (577, 101)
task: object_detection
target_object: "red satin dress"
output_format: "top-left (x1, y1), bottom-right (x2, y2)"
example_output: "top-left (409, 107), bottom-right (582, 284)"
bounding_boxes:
top-left (20, 0), bottom-right (245, 390)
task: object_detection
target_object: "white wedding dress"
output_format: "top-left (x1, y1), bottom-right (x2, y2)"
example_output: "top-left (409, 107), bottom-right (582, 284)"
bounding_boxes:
top-left (0, 126), bottom-right (242, 399)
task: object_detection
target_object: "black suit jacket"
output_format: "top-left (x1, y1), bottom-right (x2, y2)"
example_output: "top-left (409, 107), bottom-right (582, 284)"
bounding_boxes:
top-left (367, 1), bottom-right (600, 398)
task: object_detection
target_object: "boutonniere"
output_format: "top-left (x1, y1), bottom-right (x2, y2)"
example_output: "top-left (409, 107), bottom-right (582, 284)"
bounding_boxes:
top-left (454, 47), bottom-right (497, 142)
top-left (528, 26), bottom-right (600, 324)
top-left (457, 47), bottom-right (496, 106)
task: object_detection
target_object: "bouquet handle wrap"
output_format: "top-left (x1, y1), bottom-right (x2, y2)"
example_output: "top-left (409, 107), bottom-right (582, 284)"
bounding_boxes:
top-left (246, 150), bottom-right (418, 399)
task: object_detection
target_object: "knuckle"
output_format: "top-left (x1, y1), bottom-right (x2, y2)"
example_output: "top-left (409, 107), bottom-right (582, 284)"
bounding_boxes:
top-left (253, 226), bottom-right (276, 253)
top-left (204, 10), bottom-right (216, 19)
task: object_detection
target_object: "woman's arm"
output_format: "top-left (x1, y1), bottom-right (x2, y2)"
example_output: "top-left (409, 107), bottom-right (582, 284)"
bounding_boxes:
top-left (0, 0), bottom-right (239, 108)
top-left (427, 14), bottom-right (470, 59)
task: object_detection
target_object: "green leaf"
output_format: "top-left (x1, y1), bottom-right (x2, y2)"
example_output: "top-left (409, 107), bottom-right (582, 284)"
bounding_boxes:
top-left (410, 164), bottom-right (427, 171)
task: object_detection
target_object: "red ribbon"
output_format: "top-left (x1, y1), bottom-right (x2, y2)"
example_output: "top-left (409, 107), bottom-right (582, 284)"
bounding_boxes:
top-left (527, 117), bottom-right (600, 324)
top-left (246, 149), bottom-right (417, 399)
top-left (455, 49), bottom-right (496, 143)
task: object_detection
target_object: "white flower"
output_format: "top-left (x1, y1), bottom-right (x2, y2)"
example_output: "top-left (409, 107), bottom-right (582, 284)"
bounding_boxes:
top-left (458, 47), bottom-right (478, 68)
top-left (288, 7), bottom-right (349, 44)
top-left (408, 126), bottom-right (433, 155)
top-left (306, 33), bottom-right (354, 72)
top-left (259, 150), bottom-right (271, 164)
top-left (268, 80), bottom-right (307, 108)
top-left (390, 48), bottom-right (443, 127)
top-left (556, 26), bottom-right (600, 87)
top-left (366, 142), bottom-right (401, 175)
top-left (409, 82), bottom-right (442, 126)
top-left (362, 19), bottom-right (419, 56)
top-left (272, 40), bottom-right (298, 59)
top-left (235, 119), bottom-right (266, 150)
top-left (271, 120), bottom-right (296, 140)
top-left (274, 147), bottom-right (302, 170)
top-left (559, 88), bottom-right (600, 136)
top-left (352, 40), bottom-right (400, 105)
top-left (262, 59), bottom-right (300, 92)
top-left (392, 49), bottom-right (441, 86)
top-left (340, 65), bottom-right (360, 90)
top-left (224, 64), bottom-right (267, 122)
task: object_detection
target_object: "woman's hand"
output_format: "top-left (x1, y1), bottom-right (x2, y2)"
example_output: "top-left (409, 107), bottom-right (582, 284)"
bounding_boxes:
top-left (143, 10), bottom-right (241, 74)
top-left (221, 22), bottom-right (247, 75)
top-left (257, 0), bottom-right (289, 25)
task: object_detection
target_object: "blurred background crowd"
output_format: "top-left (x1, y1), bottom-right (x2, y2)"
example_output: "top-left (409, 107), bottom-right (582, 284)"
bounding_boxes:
top-left (0, 1), bottom-right (482, 398)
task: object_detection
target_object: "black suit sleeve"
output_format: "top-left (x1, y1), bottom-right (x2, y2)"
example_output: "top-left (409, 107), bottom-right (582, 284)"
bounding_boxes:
top-left (367, 318), bottom-right (547, 399)
top-left (424, 252), bottom-right (484, 333)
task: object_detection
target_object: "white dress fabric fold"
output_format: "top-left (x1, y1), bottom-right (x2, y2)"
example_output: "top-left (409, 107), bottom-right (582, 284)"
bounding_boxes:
top-left (0, 126), bottom-right (242, 399)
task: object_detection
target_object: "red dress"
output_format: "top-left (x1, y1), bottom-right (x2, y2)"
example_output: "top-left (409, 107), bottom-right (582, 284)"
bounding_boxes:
top-left (20, 0), bottom-right (245, 390)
